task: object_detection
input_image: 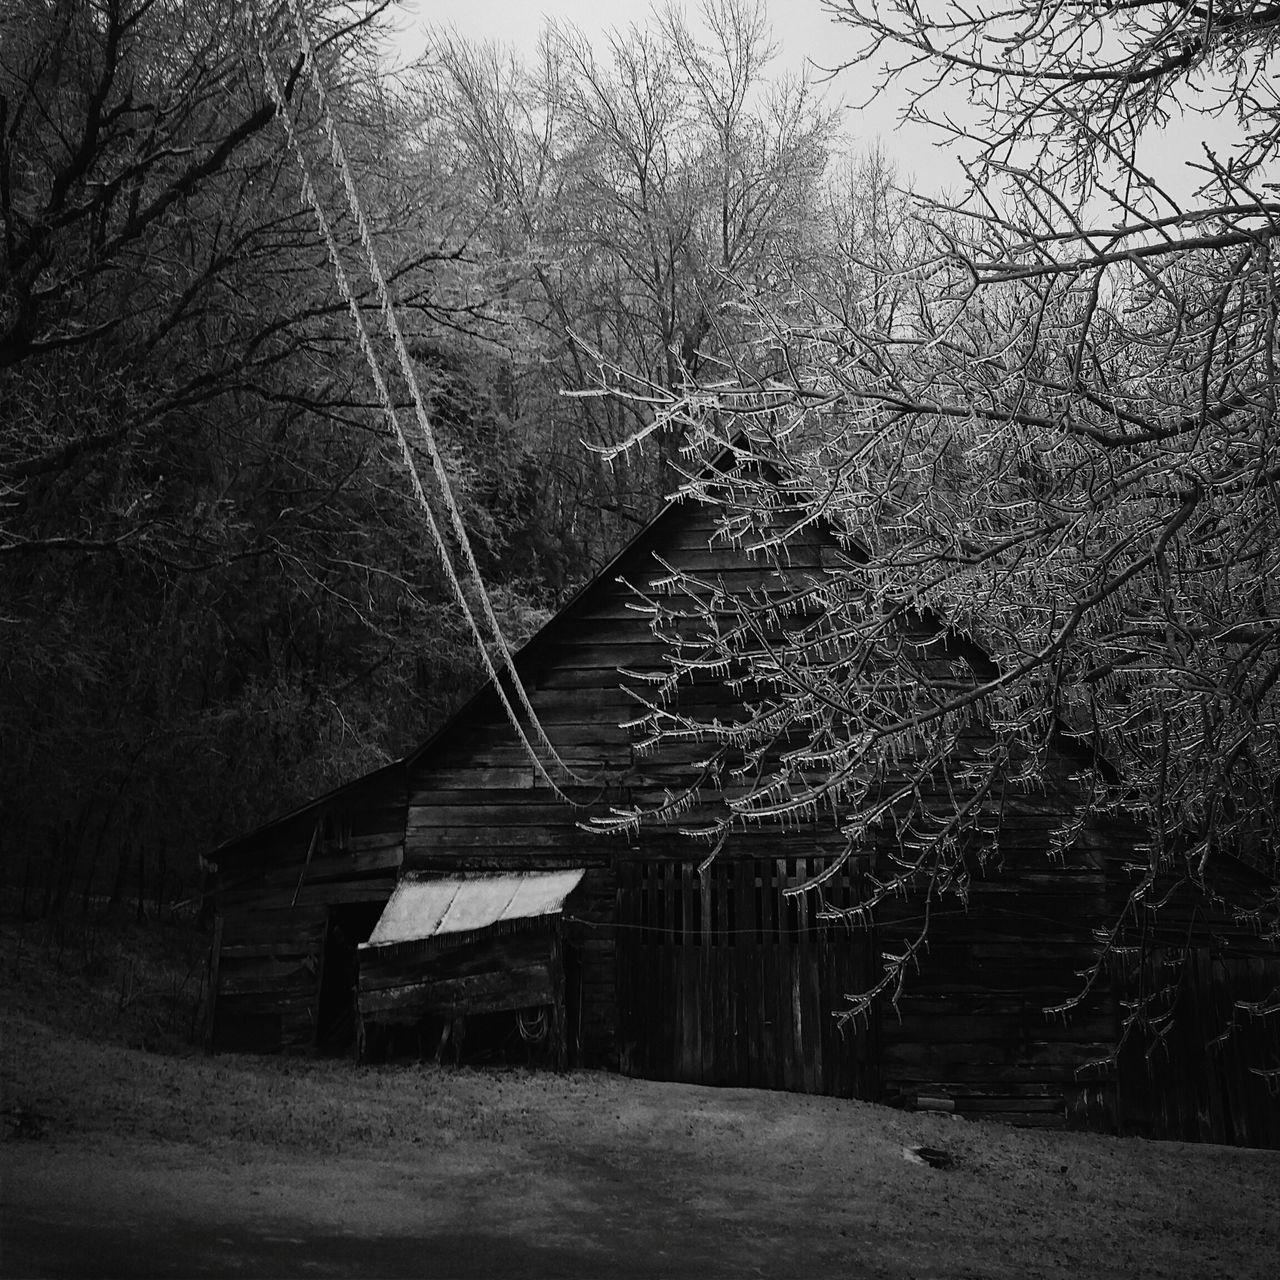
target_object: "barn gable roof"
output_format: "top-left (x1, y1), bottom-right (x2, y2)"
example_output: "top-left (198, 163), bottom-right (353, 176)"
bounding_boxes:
top-left (404, 484), bottom-right (717, 772)
top-left (210, 456), bottom-right (738, 860)
top-left (211, 437), bottom-right (1115, 859)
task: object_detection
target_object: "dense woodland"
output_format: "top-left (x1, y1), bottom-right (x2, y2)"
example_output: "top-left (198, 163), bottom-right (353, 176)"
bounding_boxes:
top-left (2, 0), bottom-right (1278, 1053)
top-left (0, 0), bottom-right (836, 915)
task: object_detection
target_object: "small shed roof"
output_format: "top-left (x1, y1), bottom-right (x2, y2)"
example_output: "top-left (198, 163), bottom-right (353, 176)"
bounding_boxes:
top-left (361, 870), bottom-right (585, 949)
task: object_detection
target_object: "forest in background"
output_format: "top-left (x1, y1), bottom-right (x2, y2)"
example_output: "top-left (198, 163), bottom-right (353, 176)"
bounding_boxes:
top-left (0, 0), bottom-right (855, 916)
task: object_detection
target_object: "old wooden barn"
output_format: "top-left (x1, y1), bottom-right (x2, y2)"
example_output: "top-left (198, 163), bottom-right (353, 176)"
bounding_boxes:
top-left (204, 459), bottom-right (1280, 1147)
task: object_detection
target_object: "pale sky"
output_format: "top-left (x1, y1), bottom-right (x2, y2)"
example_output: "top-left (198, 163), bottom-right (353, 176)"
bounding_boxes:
top-left (382, 0), bottom-right (951, 190)
top-left (382, 0), bottom-right (1249, 208)
top-left (385, 0), bottom-right (859, 75)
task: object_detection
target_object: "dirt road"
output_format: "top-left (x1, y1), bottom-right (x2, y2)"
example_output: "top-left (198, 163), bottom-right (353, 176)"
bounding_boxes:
top-left (2, 1013), bottom-right (1278, 1279)
top-left (3, 1132), bottom-right (781, 1279)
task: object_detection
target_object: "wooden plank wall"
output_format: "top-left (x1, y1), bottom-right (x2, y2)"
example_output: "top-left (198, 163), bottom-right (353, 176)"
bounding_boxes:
top-left (403, 501), bottom-right (835, 1067)
top-left (614, 851), bottom-right (877, 1096)
top-left (562, 866), bottom-right (618, 1064)
top-left (358, 926), bottom-right (558, 1022)
top-left (209, 768), bottom-right (406, 1052)
top-left (212, 905), bottom-right (329, 1051)
top-left (874, 791), bottom-right (1117, 1130)
top-left (1110, 863), bottom-right (1280, 1147)
top-left (1116, 947), bottom-right (1280, 1147)
top-left (401, 497), bottom-right (1121, 1113)
top-left (396, 487), bottom-right (1278, 1141)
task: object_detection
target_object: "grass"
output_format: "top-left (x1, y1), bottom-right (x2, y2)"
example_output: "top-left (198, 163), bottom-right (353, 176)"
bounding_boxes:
top-left (3, 903), bottom-right (1279, 1279)
top-left (0, 899), bottom-right (209, 1059)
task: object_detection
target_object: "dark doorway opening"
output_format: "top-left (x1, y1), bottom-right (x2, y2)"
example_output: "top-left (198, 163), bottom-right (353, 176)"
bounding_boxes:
top-left (316, 902), bottom-right (384, 1052)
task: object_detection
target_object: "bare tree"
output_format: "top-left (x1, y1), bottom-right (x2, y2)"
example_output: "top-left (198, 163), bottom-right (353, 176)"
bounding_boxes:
top-left (0, 1), bottom-right (541, 918)
top-left (596, 1), bottom-right (1280, 1050)
top-left (414, 0), bottom-right (838, 573)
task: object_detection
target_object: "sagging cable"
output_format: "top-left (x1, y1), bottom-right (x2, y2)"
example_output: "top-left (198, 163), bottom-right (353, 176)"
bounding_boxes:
top-left (250, 3), bottom-right (597, 805)
top-left (282, 0), bottom-right (601, 793)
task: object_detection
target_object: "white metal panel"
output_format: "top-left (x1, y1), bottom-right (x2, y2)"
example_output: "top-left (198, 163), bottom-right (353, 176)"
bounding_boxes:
top-left (437, 877), bottom-right (523, 935)
top-left (361, 869), bottom-right (585, 948)
top-left (502, 870), bottom-right (585, 922)
top-left (365, 878), bottom-right (458, 946)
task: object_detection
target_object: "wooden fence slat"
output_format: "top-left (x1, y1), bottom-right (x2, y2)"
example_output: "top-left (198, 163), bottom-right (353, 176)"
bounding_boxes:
top-left (711, 943), bottom-right (728, 1086)
top-left (757, 946), bottom-right (774, 1090)
top-left (736, 865), bottom-right (754, 1086)
top-left (681, 863), bottom-right (700, 1082)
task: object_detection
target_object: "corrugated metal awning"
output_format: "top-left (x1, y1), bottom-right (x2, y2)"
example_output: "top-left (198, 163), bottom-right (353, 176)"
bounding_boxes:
top-left (360, 869), bottom-right (585, 948)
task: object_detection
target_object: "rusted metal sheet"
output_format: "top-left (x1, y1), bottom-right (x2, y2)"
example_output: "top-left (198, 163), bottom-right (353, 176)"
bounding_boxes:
top-left (361, 869), bottom-right (585, 948)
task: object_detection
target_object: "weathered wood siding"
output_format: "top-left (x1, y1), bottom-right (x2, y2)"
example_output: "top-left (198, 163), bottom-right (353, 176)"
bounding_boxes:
top-left (208, 477), bottom-right (1280, 1145)
top-left (356, 919), bottom-right (567, 1066)
top-left (615, 852), bottom-right (878, 1095)
top-left (208, 767), bottom-right (406, 1052)
top-left (403, 491), bottom-right (1273, 1131)
top-left (874, 796), bottom-right (1118, 1129)
top-left (1108, 859), bottom-right (1280, 1146)
top-left (403, 502), bottom-right (849, 1077)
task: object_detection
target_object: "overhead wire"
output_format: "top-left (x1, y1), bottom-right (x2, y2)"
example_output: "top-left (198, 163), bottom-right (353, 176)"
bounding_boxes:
top-left (249, 1), bottom-right (599, 805)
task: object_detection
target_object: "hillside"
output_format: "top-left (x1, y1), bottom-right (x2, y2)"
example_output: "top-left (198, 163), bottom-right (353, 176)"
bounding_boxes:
top-left (1, 915), bottom-right (1277, 1280)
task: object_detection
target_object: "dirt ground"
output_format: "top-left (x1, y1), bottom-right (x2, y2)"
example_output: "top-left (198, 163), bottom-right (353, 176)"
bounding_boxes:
top-left (2, 1010), bottom-right (1278, 1280)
